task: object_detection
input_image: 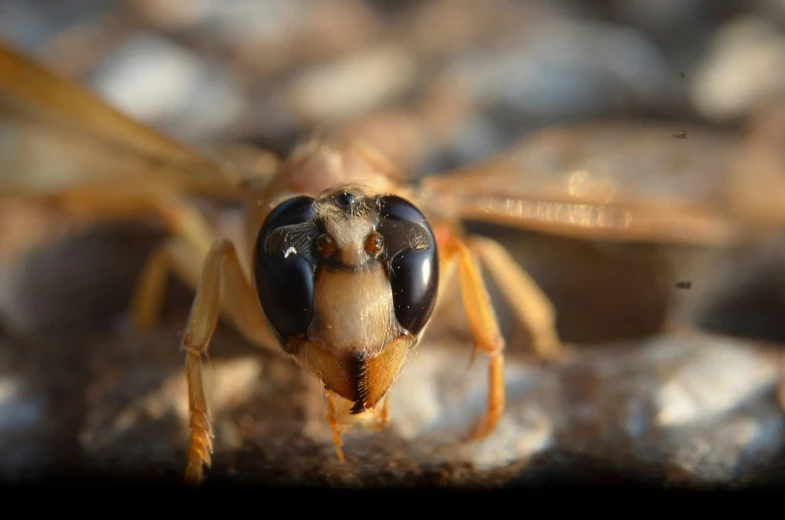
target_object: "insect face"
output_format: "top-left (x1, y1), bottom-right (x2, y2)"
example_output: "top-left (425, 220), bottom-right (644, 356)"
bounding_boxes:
top-left (253, 188), bottom-right (439, 413)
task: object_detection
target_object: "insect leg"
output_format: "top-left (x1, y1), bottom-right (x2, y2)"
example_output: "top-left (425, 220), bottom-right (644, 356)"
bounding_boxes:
top-left (181, 238), bottom-right (277, 484)
top-left (360, 394), bottom-right (391, 432)
top-left (48, 178), bottom-right (222, 255)
top-left (440, 235), bottom-right (505, 440)
top-left (323, 391), bottom-right (389, 461)
top-left (48, 179), bottom-right (278, 348)
top-left (325, 391), bottom-right (346, 463)
top-left (130, 234), bottom-right (279, 351)
top-left (466, 236), bottom-right (563, 361)
top-left (130, 241), bottom-right (188, 330)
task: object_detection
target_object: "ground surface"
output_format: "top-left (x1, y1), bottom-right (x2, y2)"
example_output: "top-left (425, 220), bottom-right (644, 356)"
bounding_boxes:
top-left (2, 224), bottom-right (785, 489)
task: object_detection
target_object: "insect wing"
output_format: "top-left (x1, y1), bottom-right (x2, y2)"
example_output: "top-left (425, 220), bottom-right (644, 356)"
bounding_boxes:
top-left (0, 41), bottom-right (240, 199)
top-left (419, 122), bottom-right (758, 246)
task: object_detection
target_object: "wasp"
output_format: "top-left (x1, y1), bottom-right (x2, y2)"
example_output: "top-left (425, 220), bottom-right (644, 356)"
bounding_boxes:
top-left (1, 41), bottom-right (783, 485)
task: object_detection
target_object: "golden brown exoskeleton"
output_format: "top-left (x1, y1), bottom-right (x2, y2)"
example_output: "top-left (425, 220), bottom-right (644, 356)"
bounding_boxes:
top-left (1, 41), bottom-right (784, 485)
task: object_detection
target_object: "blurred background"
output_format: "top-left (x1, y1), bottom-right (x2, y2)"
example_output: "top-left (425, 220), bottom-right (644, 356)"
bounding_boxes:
top-left (3, 0), bottom-right (785, 488)
top-left (4, 0), bottom-right (785, 167)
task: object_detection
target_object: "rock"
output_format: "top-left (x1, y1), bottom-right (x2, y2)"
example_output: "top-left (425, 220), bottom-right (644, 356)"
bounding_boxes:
top-left (86, 33), bottom-right (244, 143)
top-left (437, 18), bottom-right (674, 122)
top-left (691, 17), bottom-right (785, 121)
top-left (282, 44), bottom-right (416, 123)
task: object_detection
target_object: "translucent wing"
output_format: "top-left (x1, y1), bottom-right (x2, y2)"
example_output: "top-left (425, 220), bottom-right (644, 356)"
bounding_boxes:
top-left (419, 121), bottom-right (761, 246)
top-left (0, 40), bottom-right (244, 200)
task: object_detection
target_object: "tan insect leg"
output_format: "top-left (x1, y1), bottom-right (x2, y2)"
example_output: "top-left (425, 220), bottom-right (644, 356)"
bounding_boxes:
top-left (441, 236), bottom-right (505, 440)
top-left (47, 180), bottom-right (281, 481)
top-left (129, 242), bottom-right (183, 330)
top-left (466, 236), bottom-right (563, 361)
top-left (181, 238), bottom-right (277, 484)
top-left (361, 395), bottom-right (391, 432)
top-left (321, 390), bottom-right (390, 461)
top-left (128, 235), bottom-right (279, 353)
top-left (50, 181), bottom-right (212, 321)
top-left (325, 391), bottom-right (346, 463)
top-left (52, 179), bottom-right (278, 349)
top-left (50, 180), bottom-right (225, 267)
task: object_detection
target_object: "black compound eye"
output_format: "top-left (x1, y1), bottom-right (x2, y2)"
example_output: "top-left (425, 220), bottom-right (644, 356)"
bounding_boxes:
top-left (253, 196), bottom-right (320, 348)
top-left (376, 195), bottom-right (439, 336)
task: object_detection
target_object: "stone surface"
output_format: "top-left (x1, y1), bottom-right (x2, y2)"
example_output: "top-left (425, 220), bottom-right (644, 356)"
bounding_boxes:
top-left (691, 17), bottom-right (785, 121)
top-left (2, 292), bottom-right (784, 488)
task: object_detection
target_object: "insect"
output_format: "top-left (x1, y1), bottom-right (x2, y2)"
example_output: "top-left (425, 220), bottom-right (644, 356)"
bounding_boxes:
top-left (1, 41), bottom-right (783, 485)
